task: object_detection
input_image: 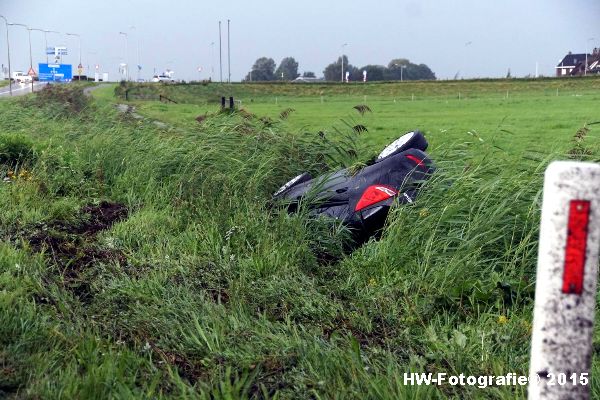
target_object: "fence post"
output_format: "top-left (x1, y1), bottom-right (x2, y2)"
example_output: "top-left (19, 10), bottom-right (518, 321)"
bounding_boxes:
top-left (229, 96), bottom-right (234, 110)
top-left (528, 161), bottom-right (600, 400)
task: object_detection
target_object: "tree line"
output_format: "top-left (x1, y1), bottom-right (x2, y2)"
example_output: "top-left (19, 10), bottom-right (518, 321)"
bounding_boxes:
top-left (244, 56), bottom-right (436, 82)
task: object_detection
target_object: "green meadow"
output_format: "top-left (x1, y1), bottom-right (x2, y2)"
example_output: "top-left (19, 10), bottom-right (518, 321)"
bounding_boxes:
top-left (115, 78), bottom-right (600, 155)
top-left (0, 78), bottom-right (599, 399)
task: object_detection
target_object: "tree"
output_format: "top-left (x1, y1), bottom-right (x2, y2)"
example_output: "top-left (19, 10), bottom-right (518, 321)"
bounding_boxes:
top-left (386, 58), bottom-right (436, 81)
top-left (302, 71), bottom-right (316, 78)
top-left (323, 55), bottom-right (358, 81)
top-left (359, 65), bottom-right (387, 81)
top-left (244, 57), bottom-right (276, 81)
top-left (275, 57), bottom-right (299, 81)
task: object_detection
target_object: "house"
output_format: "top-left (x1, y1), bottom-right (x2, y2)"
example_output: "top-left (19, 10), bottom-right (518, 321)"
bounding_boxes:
top-left (556, 48), bottom-right (600, 76)
top-left (292, 76), bottom-right (324, 83)
top-left (588, 48), bottom-right (600, 74)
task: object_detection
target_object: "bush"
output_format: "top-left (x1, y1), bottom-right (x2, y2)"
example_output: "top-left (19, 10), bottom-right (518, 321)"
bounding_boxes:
top-left (114, 80), bottom-right (129, 98)
top-left (0, 133), bottom-right (36, 165)
top-left (29, 85), bottom-right (90, 117)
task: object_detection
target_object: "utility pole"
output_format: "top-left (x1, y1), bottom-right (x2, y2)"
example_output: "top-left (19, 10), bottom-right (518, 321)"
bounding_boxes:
top-left (340, 43), bottom-right (347, 83)
top-left (66, 32), bottom-right (81, 78)
top-left (0, 15), bottom-right (12, 96)
top-left (218, 21), bottom-right (222, 83)
top-left (227, 19), bottom-right (231, 83)
top-left (210, 41), bottom-right (214, 81)
top-left (130, 26), bottom-right (140, 82)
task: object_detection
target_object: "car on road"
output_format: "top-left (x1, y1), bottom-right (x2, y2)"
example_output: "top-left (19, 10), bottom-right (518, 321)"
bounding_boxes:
top-left (12, 71), bottom-right (33, 84)
top-left (151, 75), bottom-right (175, 83)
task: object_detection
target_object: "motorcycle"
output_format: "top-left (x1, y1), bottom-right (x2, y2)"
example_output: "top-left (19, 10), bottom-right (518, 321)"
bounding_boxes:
top-left (273, 130), bottom-right (435, 246)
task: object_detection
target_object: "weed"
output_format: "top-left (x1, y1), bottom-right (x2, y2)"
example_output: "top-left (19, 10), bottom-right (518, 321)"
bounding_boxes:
top-left (0, 134), bottom-right (36, 166)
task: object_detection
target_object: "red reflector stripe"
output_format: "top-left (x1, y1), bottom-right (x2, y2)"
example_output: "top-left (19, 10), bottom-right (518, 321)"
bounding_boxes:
top-left (355, 185), bottom-right (397, 212)
top-left (406, 154), bottom-right (426, 169)
top-left (562, 200), bottom-right (590, 295)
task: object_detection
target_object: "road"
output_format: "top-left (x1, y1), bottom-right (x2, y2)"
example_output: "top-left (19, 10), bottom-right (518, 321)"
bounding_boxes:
top-left (0, 82), bottom-right (47, 97)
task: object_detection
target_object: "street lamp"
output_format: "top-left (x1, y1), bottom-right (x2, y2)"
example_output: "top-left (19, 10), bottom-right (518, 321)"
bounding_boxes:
top-left (394, 63), bottom-right (407, 81)
top-left (586, 37), bottom-right (595, 76)
top-left (340, 43), bottom-right (348, 82)
top-left (0, 15), bottom-right (12, 96)
top-left (210, 41), bottom-right (215, 81)
top-left (30, 28), bottom-right (60, 63)
top-left (130, 26), bottom-right (140, 82)
top-left (8, 23), bottom-right (33, 92)
top-left (227, 19), bottom-right (231, 84)
top-left (118, 31), bottom-right (129, 80)
top-left (65, 32), bottom-right (81, 77)
top-left (87, 51), bottom-right (97, 77)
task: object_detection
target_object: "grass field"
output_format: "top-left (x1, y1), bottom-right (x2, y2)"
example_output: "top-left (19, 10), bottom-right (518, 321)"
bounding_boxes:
top-left (1, 78), bottom-right (599, 399)
top-left (111, 78), bottom-right (600, 156)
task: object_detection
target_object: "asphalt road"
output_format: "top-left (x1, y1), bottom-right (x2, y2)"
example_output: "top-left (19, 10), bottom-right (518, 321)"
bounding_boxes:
top-left (0, 82), bottom-right (46, 97)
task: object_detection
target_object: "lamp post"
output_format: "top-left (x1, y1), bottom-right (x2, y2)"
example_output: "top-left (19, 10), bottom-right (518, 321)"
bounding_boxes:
top-left (218, 21), bottom-right (222, 83)
top-left (118, 31), bottom-right (129, 80)
top-left (340, 43), bottom-right (348, 82)
top-left (30, 28), bottom-right (60, 63)
top-left (8, 23), bottom-right (33, 92)
top-left (227, 19), bottom-right (231, 83)
top-left (210, 41), bottom-right (214, 81)
top-left (586, 37), bottom-right (595, 76)
top-left (0, 15), bottom-right (12, 96)
top-left (87, 51), bottom-right (97, 77)
top-left (66, 32), bottom-right (81, 78)
top-left (130, 26), bottom-right (140, 82)
top-left (393, 63), bottom-right (407, 81)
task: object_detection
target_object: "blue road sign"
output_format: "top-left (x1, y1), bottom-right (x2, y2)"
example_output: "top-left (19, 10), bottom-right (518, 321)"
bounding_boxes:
top-left (38, 63), bottom-right (73, 82)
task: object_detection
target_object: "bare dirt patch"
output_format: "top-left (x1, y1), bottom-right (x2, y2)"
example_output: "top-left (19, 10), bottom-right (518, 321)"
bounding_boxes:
top-left (23, 201), bottom-right (129, 301)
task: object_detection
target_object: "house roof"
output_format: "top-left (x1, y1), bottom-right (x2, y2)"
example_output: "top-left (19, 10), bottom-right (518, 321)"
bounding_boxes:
top-left (557, 53), bottom-right (590, 68)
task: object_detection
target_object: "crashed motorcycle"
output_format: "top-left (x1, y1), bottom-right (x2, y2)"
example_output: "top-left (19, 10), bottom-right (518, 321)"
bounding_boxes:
top-left (272, 130), bottom-right (435, 246)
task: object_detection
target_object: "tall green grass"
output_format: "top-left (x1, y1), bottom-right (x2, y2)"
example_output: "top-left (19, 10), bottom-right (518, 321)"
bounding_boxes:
top-left (1, 85), bottom-right (599, 399)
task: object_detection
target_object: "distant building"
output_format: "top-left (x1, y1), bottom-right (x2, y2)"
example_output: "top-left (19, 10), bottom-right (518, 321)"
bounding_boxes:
top-left (556, 48), bottom-right (600, 76)
top-left (292, 76), bottom-right (324, 83)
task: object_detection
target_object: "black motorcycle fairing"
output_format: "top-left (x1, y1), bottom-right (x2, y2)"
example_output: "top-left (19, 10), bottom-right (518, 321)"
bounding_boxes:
top-left (273, 172), bottom-right (313, 197)
top-left (272, 134), bottom-right (435, 246)
top-left (375, 130), bottom-right (428, 162)
top-left (275, 148), bottom-right (433, 213)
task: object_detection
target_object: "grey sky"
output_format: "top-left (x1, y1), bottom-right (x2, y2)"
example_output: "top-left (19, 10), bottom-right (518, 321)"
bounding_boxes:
top-left (1, 0), bottom-right (599, 81)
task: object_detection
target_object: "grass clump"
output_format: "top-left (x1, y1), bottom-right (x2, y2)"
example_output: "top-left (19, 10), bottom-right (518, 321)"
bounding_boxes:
top-left (0, 133), bottom-right (36, 165)
top-left (23, 84), bottom-right (91, 118)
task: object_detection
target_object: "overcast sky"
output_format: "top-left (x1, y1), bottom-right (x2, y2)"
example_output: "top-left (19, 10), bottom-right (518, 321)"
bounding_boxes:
top-left (1, 0), bottom-right (599, 81)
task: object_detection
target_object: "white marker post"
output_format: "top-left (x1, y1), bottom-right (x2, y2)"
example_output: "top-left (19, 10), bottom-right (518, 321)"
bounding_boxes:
top-left (529, 161), bottom-right (600, 400)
